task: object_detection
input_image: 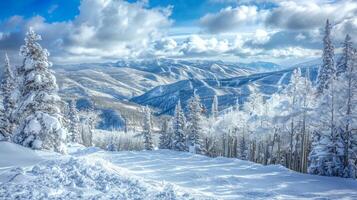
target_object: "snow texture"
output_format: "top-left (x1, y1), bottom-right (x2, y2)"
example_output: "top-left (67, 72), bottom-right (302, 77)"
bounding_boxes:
top-left (1, 141), bottom-right (356, 200)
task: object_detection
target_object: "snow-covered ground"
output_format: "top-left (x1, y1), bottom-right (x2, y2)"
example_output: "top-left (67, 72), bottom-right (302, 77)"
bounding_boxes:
top-left (1, 142), bottom-right (357, 200)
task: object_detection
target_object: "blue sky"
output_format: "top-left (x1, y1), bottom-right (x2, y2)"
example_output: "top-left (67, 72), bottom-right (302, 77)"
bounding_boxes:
top-left (0, 0), bottom-right (356, 64)
top-left (0, 0), bottom-right (275, 24)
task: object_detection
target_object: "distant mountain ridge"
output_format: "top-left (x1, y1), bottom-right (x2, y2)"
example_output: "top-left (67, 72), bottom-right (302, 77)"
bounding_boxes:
top-left (52, 59), bottom-right (263, 130)
top-left (131, 65), bottom-right (319, 115)
top-left (49, 58), bottom-right (319, 129)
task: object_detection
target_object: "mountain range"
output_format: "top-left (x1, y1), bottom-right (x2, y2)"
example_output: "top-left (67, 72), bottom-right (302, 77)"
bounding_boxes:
top-left (52, 59), bottom-right (319, 130)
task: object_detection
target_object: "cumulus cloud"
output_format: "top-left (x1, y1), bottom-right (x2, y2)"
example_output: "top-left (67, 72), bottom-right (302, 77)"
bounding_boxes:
top-left (0, 0), bottom-right (171, 63)
top-left (1, 0), bottom-right (355, 64)
top-left (333, 17), bottom-right (357, 42)
top-left (148, 34), bottom-right (317, 61)
top-left (244, 30), bottom-right (321, 50)
top-left (199, 6), bottom-right (264, 33)
top-left (265, 0), bottom-right (357, 34)
top-left (179, 35), bottom-right (231, 57)
top-left (154, 38), bottom-right (177, 52)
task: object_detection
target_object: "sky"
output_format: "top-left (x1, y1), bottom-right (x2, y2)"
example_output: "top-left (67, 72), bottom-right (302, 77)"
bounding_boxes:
top-left (0, 0), bottom-right (356, 65)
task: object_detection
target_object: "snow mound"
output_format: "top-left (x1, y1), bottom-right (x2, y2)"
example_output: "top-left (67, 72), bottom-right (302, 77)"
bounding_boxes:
top-left (0, 156), bottom-right (195, 200)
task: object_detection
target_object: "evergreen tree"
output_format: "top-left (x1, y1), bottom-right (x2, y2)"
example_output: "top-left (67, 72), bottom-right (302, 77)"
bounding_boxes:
top-left (336, 34), bottom-right (353, 76)
top-left (13, 28), bottom-right (67, 153)
top-left (336, 44), bottom-right (357, 178)
top-left (159, 119), bottom-right (172, 149)
top-left (211, 95), bottom-right (218, 118)
top-left (0, 54), bottom-right (16, 140)
top-left (308, 76), bottom-right (344, 177)
top-left (172, 100), bottom-right (187, 151)
top-left (143, 106), bottom-right (154, 150)
top-left (187, 93), bottom-right (204, 154)
top-left (68, 100), bottom-right (81, 143)
top-left (317, 19), bottom-right (335, 93)
top-left (0, 108), bottom-right (8, 141)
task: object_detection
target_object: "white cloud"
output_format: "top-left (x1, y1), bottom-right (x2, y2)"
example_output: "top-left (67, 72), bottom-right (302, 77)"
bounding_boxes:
top-left (154, 38), bottom-right (177, 51)
top-left (0, 0), bottom-right (172, 63)
top-left (179, 35), bottom-right (230, 57)
top-left (251, 29), bottom-right (270, 44)
top-left (1, 0), bottom-right (355, 64)
top-left (266, 0), bottom-right (357, 32)
top-left (333, 17), bottom-right (357, 42)
top-left (199, 6), bottom-right (265, 33)
top-left (268, 47), bottom-right (320, 59)
top-left (149, 33), bottom-right (318, 61)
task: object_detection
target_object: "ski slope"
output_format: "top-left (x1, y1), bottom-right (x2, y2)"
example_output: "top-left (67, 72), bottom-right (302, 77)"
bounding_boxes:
top-left (1, 142), bottom-right (357, 200)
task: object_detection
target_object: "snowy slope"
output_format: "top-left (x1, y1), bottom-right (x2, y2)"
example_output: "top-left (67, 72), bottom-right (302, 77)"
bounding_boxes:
top-left (1, 142), bottom-right (356, 200)
top-left (0, 142), bottom-right (196, 200)
top-left (54, 59), bottom-right (255, 101)
top-left (131, 66), bottom-right (318, 115)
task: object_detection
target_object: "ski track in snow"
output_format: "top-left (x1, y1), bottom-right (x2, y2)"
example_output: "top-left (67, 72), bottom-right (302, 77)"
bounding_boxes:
top-left (277, 72), bottom-right (288, 85)
top-left (1, 142), bottom-right (357, 200)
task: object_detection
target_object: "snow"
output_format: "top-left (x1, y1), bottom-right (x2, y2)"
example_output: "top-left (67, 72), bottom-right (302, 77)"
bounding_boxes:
top-left (25, 118), bottom-right (42, 134)
top-left (1, 142), bottom-right (357, 200)
top-left (0, 142), bottom-right (43, 171)
top-left (91, 150), bottom-right (357, 200)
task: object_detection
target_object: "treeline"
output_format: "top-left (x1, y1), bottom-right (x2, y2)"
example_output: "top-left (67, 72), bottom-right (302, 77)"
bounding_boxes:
top-left (153, 19), bottom-right (357, 179)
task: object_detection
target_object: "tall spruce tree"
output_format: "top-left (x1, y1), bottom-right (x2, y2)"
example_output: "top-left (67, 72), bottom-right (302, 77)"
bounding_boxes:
top-left (0, 54), bottom-right (16, 140)
top-left (308, 73), bottom-right (344, 177)
top-left (13, 28), bottom-right (67, 153)
top-left (68, 100), bottom-right (81, 143)
top-left (172, 100), bottom-right (187, 151)
top-left (336, 34), bottom-right (353, 76)
top-left (336, 43), bottom-right (357, 178)
top-left (187, 92), bottom-right (204, 154)
top-left (317, 19), bottom-right (335, 93)
top-left (143, 106), bottom-right (154, 150)
top-left (159, 119), bottom-right (172, 149)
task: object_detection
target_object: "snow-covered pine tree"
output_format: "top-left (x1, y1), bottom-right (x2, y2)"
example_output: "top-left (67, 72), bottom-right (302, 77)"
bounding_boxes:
top-left (336, 34), bottom-right (353, 76)
top-left (172, 100), bottom-right (187, 151)
top-left (348, 50), bottom-right (357, 178)
top-left (0, 54), bottom-right (16, 140)
top-left (187, 92), bottom-right (204, 154)
top-left (143, 106), bottom-right (154, 150)
top-left (0, 107), bottom-right (8, 141)
top-left (211, 95), bottom-right (218, 118)
top-left (13, 28), bottom-right (67, 153)
top-left (336, 42), bottom-right (357, 179)
top-left (68, 100), bottom-right (81, 144)
top-left (317, 19), bottom-right (335, 94)
top-left (159, 119), bottom-right (172, 149)
top-left (308, 74), bottom-right (344, 177)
